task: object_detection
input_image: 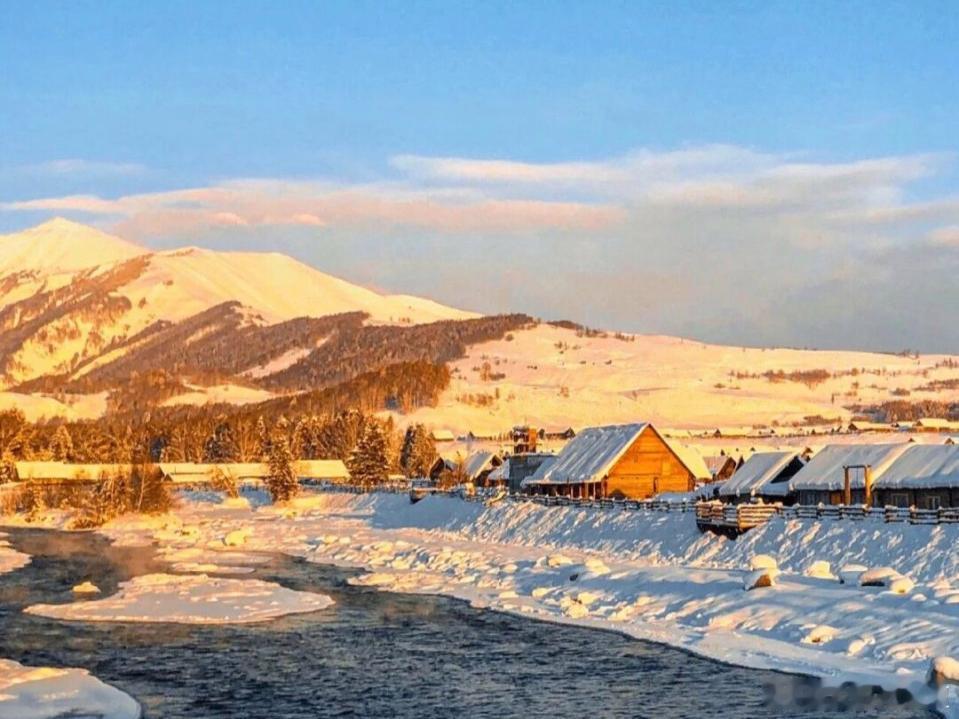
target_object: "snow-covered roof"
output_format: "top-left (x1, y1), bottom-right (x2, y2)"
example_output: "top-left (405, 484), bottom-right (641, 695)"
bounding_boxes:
top-left (297, 460), bottom-right (350, 480)
top-left (520, 455), bottom-right (558, 487)
top-left (914, 418), bottom-right (959, 431)
top-left (665, 440), bottom-right (711, 481)
top-left (13, 462), bottom-right (133, 481)
top-left (431, 429), bottom-right (455, 441)
top-left (529, 423), bottom-right (648, 485)
top-left (847, 421), bottom-right (896, 432)
top-left (704, 455), bottom-right (736, 474)
top-left (719, 451), bottom-right (801, 498)
top-left (462, 450), bottom-right (500, 481)
top-left (789, 444), bottom-right (910, 491)
top-left (486, 458), bottom-right (510, 482)
top-left (873, 445), bottom-right (959, 489)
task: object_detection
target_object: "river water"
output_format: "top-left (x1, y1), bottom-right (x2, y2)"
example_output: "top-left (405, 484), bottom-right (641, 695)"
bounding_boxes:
top-left (0, 528), bottom-right (936, 718)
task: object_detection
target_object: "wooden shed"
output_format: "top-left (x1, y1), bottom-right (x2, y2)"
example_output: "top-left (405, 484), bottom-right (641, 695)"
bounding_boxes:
top-left (872, 445), bottom-right (959, 508)
top-left (523, 422), bottom-right (700, 500)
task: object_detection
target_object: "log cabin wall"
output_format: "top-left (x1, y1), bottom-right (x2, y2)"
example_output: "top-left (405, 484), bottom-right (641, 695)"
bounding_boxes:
top-left (604, 428), bottom-right (694, 499)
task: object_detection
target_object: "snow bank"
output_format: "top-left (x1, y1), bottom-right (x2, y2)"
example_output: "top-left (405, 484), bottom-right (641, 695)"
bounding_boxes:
top-left (0, 658), bottom-right (140, 719)
top-left (26, 573), bottom-right (333, 624)
top-left (0, 531), bottom-right (29, 575)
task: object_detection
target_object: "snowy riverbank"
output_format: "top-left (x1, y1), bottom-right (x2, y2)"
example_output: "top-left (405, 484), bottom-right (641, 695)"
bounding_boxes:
top-left (0, 658), bottom-right (140, 719)
top-left (83, 490), bottom-right (959, 715)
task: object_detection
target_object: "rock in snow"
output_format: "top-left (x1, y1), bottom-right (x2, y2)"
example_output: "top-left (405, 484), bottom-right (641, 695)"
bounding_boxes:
top-left (839, 563), bottom-right (869, 585)
top-left (72, 581), bottom-right (101, 594)
top-left (931, 656), bottom-right (959, 687)
top-left (859, 566), bottom-right (905, 588)
top-left (0, 658), bottom-right (140, 719)
top-left (805, 560), bottom-right (836, 580)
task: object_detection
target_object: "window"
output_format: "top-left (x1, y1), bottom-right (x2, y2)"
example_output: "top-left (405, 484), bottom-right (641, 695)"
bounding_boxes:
top-left (923, 495), bottom-right (941, 510)
top-left (890, 493), bottom-right (909, 508)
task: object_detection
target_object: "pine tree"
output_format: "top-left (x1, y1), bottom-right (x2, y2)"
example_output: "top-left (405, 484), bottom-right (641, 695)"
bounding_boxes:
top-left (399, 424), bottom-right (437, 478)
top-left (203, 421), bottom-right (239, 463)
top-left (349, 421), bottom-right (389, 486)
top-left (255, 416), bottom-right (270, 461)
top-left (50, 425), bottom-right (74, 462)
top-left (265, 427), bottom-right (299, 503)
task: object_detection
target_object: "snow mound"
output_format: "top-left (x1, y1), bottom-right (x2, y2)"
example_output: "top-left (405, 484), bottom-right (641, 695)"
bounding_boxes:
top-left (859, 567), bottom-right (904, 587)
top-left (0, 657), bottom-right (140, 719)
top-left (744, 568), bottom-right (779, 590)
top-left (26, 573), bottom-right (333, 624)
top-left (802, 624), bottom-right (840, 645)
top-left (932, 657), bottom-right (959, 686)
top-left (72, 581), bottom-right (100, 594)
top-left (749, 554), bottom-right (778, 571)
top-left (223, 528), bottom-right (252, 547)
top-left (805, 561), bottom-right (836, 580)
top-left (839, 563), bottom-right (868, 585)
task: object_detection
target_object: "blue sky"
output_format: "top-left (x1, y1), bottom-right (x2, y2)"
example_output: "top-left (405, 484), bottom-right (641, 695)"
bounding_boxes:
top-left (2, 1), bottom-right (959, 350)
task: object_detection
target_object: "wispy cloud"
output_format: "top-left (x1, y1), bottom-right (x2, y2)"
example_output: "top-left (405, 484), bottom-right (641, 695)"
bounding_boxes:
top-left (20, 158), bottom-right (148, 178)
top-left (5, 145), bottom-right (959, 350)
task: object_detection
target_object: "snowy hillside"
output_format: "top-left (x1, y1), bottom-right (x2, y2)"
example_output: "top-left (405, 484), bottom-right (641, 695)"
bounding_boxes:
top-left (397, 323), bottom-right (959, 432)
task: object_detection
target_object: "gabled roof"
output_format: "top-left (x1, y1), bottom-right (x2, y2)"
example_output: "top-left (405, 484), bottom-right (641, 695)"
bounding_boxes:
top-left (431, 429), bottom-right (455, 441)
top-left (664, 439), bottom-right (711, 481)
top-left (873, 445), bottom-right (959, 489)
top-left (486, 458), bottom-right (510, 482)
top-left (719, 451), bottom-right (801, 498)
top-left (462, 450), bottom-right (500, 481)
top-left (705, 455), bottom-right (737, 474)
top-left (520, 455), bottom-right (558, 487)
top-left (789, 443), bottom-right (910, 491)
top-left (533, 423), bottom-right (648, 485)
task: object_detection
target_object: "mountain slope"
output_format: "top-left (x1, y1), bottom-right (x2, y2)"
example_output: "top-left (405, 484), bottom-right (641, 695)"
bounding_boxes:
top-left (0, 218), bottom-right (145, 276)
top-left (0, 219), bottom-right (478, 389)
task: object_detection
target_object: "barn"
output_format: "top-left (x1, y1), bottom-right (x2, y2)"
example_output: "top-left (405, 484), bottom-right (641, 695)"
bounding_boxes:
top-left (522, 423), bottom-right (702, 500)
top-left (717, 451), bottom-right (804, 504)
top-left (788, 443), bottom-right (910, 506)
top-left (872, 444), bottom-right (959, 509)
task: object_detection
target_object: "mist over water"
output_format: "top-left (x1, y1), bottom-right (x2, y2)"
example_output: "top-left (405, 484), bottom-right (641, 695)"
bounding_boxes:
top-left (0, 529), bottom-right (938, 718)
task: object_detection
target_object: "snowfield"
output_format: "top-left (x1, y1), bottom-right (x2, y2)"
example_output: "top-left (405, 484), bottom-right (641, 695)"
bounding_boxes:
top-left (0, 658), bottom-right (140, 719)
top-left (26, 572), bottom-right (334, 624)
top-left (86, 490), bottom-right (959, 715)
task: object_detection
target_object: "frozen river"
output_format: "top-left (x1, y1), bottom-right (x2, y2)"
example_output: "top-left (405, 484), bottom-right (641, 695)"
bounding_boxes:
top-left (0, 528), bottom-right (938, 718)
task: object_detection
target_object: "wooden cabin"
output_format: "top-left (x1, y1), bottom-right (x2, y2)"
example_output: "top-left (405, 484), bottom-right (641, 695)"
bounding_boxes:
top-left (523, 423), bottom-right (701, 500)
top-left (704, 455), bottom-right (738, 483)
top-left (717, 451), bottom-right (804, 504)
top-left (788, 443), bottom-right (910, 505)
top-left (872, 445), bottom-right (959, 508)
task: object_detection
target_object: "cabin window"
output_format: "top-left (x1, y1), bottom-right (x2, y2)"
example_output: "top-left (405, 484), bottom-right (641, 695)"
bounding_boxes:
top-left (922, 496), bottom-right (941, 510)
top-left (889, 493), bottom-right (909, 508)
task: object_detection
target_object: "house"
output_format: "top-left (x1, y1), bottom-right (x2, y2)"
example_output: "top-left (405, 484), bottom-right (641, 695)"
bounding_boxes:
top-left (665, 440), bottom-right (711, 484)
top-left (503, 452), bottom-right (555, 493)
top-left (522, 422), bottom-right (702, 500)
top-left (297, 460), bottom-right (350, 484)
top-left (430, 429), bottom-right (455, 443)
top-left (788, 443), bottom-right (911, 505)
top-left (704, 455), bottom-right (738, 483)
top-left (872, 444), bottom-right (959, 509)
top-left (428, 457), bottom-right (458, 482)
top-left (13, 462), bottom-right (133, 483)
top-left (718, 451), bottom-right (804, 504)
top-left (540, 427), bottom-right (576, 440)
top-left (461, 450), bottom-right (502, 484)
top-left (913, 418), bottom-right (959, 432)
top-left (467, 430), bottom-right (498, 442)
top-left (846, 420), bottom-right (896, 433)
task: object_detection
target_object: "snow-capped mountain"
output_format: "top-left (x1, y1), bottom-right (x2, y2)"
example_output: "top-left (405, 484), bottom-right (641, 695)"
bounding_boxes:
top-left (0, 218), bottom-right (478, 390)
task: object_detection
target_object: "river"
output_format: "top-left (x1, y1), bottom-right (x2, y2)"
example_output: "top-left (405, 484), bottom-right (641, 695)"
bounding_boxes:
top-left (0, 528), bottom-right (937, 718)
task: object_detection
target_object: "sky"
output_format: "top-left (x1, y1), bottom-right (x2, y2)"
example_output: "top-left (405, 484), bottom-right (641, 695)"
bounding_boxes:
top-left (2, 1), bottom-right (959, 351)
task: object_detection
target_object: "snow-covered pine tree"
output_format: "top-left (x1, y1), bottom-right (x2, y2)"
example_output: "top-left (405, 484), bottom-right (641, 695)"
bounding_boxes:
top-left (265, 427), bottom-right (299, 503)
top-left (50, 425), bottom-right (74, 462)
top-left (349, 420), bottom-right (389, 487)
top-left (399, 424), bottom-right (437, 478)
top-left (203, 421), bottom-right (238, 463)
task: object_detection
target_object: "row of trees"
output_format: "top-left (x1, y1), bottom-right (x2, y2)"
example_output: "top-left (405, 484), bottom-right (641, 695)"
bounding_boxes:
top-left (0, 407), bottom-right (440, 499)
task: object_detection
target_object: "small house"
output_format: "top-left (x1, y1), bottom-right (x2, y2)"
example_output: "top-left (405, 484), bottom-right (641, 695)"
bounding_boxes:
top-left (297, 460), bottom-right (350, 484)
top-left (461, 450), bottom-right (502, 484)
top-left (788, 443), bottom-right (910, 505)
top-left (704, 455), bottom-right (738, 483)
top-left (13, 462), bottom-right (133, 483)
top-left (872, 444), bottom-right (959, 509)
top-left (522, 422), bottom-right (702, 500)
top-left (428, 457), bottom-right (458, 482)
top-left (431, 429), bottom-right (455, 443)
top-left (717, 451), bottom-right (805, 504)
top-left (913, 418), bottom-right (959, 433)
